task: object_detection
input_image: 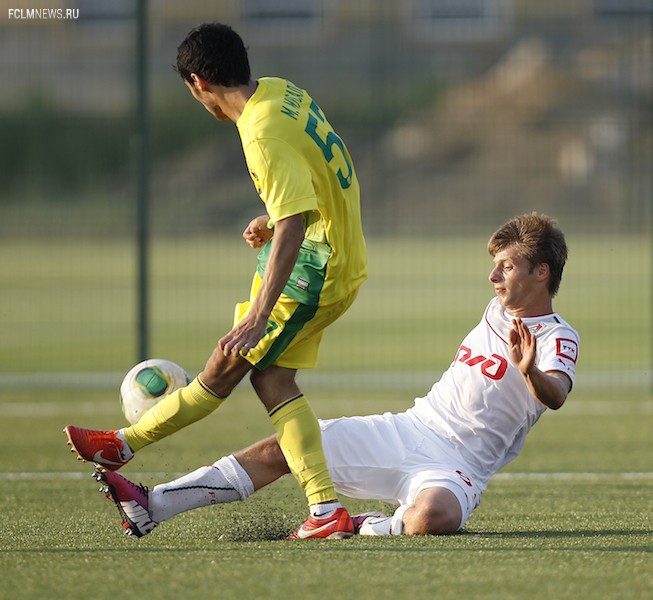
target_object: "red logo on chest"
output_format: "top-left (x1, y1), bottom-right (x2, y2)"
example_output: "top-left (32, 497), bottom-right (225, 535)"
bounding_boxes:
top-left (454, 345), bottom-right (508, 380)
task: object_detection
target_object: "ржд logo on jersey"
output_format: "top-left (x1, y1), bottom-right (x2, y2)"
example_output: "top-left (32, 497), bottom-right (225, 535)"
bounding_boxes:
top-left (454, 345), bottom-right (508, 380)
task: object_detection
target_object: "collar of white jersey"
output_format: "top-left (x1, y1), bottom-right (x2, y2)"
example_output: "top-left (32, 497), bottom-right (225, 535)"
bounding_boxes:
top-left (484, 297), bottom-right (561, 343)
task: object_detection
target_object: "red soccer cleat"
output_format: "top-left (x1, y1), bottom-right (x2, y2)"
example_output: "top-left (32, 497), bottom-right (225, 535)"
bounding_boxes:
top-left (64, 425), bottom-right (132, 471)
top-left (286, 507), bottom-right (355, 540)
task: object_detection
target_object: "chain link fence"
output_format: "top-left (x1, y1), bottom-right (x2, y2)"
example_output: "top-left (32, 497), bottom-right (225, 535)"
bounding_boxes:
top-left (1, 0), bottom-right (650, 384)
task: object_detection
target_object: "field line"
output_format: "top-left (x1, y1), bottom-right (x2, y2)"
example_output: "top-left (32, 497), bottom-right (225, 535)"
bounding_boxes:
top-left (0, 471), bottom-right (182, 481)
top-left (492, 472), bottom-right (653, 482)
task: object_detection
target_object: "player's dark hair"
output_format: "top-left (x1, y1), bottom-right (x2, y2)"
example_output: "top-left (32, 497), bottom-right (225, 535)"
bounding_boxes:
top-left (176, 23), bottom-right (251, 86)
top-left (488, 212), bottom-right (568, 297)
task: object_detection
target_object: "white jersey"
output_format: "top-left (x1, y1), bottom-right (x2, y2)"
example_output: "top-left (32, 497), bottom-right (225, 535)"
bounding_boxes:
top-left (409, 297), bottom-right (579, 491)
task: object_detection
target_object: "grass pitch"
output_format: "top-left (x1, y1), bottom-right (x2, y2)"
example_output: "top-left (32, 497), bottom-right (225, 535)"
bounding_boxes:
top-left (0, 234), bottom-right (651, 598)
top-left (0, 233), bottom-right (649, 375)
top-left (0, 387), bottom-right (651, 600)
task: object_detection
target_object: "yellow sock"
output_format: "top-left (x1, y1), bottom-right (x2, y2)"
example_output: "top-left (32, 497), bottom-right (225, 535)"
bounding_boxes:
top-left (269, 394), bottom-right (337, 505)
top-left (123, 377), bottom-right (224, 452)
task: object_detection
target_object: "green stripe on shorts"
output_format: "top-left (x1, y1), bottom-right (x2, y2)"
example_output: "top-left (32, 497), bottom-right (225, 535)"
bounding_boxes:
top-left (255, 302), bottom-right (319, 371)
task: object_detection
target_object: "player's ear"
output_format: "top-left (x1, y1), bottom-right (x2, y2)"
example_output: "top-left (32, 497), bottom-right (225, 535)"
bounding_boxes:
top-left (536, 262), bottom-right (550, 282)
top-left (189, 73), bottom-right (209, 91)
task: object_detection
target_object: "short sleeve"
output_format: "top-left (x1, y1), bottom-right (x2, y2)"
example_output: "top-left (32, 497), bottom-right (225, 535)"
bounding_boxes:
top-left (536, 327), bottom-right (579, 385)
top-left (243, 137), bottom-right (318, 224)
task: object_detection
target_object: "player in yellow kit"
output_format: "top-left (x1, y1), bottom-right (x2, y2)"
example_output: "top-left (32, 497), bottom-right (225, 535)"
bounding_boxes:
top-left (64, 22), bottom-right (367, 539)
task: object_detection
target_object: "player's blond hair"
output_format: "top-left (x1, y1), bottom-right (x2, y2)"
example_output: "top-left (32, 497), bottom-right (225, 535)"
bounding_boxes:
top-left (488, 213), bottom-right (568, 297)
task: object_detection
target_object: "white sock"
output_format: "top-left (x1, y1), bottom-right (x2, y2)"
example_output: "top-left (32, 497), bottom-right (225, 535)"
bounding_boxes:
top-left (149, 455), bottom-right (254, 523)
top-left (389, 504), bottom-right (408, 535)
top-left (116, 429), bottom-right (134, 459)
top-left (310, 500), bottom-right (343, 518)
top-left (358, 505), bottom-right (408, 536)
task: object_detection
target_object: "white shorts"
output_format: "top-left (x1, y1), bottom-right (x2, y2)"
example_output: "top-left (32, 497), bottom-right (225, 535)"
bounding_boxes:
top-left (320, 411), bottom-right (482, 531)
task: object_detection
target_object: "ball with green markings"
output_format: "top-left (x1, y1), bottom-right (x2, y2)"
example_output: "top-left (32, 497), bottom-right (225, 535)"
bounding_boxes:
top-left (119, 359), bottom-right (190, 424)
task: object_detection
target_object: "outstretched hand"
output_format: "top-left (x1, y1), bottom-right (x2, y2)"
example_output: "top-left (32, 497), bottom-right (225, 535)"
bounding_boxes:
top-left (508, 318), bottom-right (537, 375)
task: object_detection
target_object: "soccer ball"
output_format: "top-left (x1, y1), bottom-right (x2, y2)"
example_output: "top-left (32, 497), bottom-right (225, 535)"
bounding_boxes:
top-left (119, 359), bottom-right (190, 425)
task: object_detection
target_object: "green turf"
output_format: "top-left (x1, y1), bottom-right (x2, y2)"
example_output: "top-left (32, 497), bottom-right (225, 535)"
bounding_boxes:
top-left (1, 234), bottom-right (651, 598)
top-left (0, 234), bottom-right (649, 374)
top-left (0, 387), bottom-right (651, 599)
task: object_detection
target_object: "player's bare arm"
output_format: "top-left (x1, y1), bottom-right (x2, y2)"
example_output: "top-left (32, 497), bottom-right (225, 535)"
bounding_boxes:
top-left (219, 214), bottom-right (304, 356)
top-left (509, 318), bottom-right (570, 410)
top-left (243, 214), bottom-right (274, 249)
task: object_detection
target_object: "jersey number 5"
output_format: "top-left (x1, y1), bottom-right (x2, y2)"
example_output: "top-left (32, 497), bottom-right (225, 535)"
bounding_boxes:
top-left (305, 100), bottom-right (353, 190)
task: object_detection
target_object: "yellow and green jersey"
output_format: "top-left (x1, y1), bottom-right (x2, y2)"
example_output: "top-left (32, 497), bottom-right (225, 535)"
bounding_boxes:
top-left (236, 77), bottom-right (367, 305)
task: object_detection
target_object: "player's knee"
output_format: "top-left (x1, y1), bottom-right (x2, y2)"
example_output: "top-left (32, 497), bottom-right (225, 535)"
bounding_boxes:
top-left (200, 368), bottom-right (234, 398)
top-left (405, 503), bottom-right (460, 536)
top-left (404, 490), bottom-right (462, 536)
top-left (201, 349), bottom-right (250, 398)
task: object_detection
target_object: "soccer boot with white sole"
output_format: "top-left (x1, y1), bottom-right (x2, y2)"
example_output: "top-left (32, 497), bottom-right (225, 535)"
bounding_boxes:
top-left (93, 467), bottom-right (158, 537)
top-left (64, 425), bottom-right (132, 471)
top-left (286, 507), bottom-right (354, 540)
top-left (351, 511), bottom-right (389, 535)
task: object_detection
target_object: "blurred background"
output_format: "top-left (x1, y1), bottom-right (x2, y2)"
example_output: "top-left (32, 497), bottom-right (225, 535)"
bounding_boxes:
top-left (1, 0), bottom-right (651, 396)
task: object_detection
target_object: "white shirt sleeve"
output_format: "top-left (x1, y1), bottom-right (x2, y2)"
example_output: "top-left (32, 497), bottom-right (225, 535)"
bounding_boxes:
top-left (536, 323), bottom-right (579, 386)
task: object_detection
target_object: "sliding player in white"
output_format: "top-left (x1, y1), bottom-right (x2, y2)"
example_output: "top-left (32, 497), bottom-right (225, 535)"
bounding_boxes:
top-left (94, 213), bottom-right (579, 538)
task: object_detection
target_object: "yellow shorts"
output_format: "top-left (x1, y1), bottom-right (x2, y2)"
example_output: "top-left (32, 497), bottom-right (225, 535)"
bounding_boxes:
top-left (234, 271), bottom-right (359, 371)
